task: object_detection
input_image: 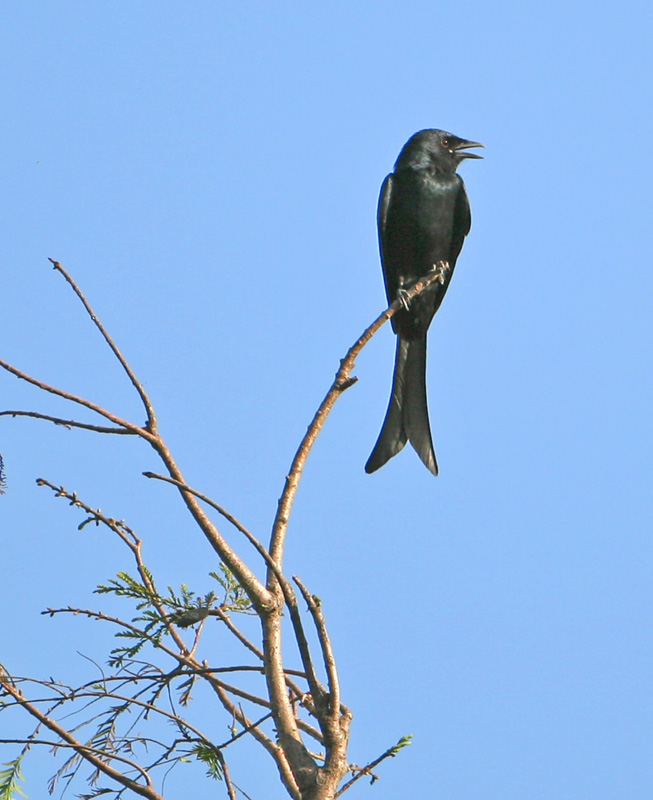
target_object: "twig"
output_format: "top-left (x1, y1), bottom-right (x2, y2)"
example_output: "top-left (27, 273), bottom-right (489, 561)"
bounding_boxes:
top-left (140, 441), bottom-right (272, 611)
top-left (36, 479), bottom-right (189, 654)
top-left (208, 607), bottom-right (310, 704)
top-left (293, 575), bottom-right (352, 795)
top-left (0, 410), bottom-right (136, 434)
top-left (293, 577), bottom-right (341, 723)
top-left (142, 472), bottom-right (261, 556)
top-left (0, 356), bottom-right (149, 435)
top-left (48, 259), bottom-right (157, 432)
top-left (0, 668), bottom-right (164, 800)
top-left (334, 736), bottom-right (412, 798)
top-left (212, 606), bottom-right (265, 660)
top-left (41, 607), bottom-right (191, 667)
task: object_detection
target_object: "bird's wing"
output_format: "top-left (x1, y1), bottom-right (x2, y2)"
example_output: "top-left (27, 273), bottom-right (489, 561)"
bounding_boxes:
top-left (377, 173), bottom-right (393, 244)
top-left (377, 173), bottom-right (396, 301)
top-left (449, 178), bottom-right (472, 267)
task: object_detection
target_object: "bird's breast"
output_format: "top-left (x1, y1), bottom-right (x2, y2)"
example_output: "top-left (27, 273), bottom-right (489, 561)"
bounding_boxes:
top-left (386, 172), bottom-right (458, 262)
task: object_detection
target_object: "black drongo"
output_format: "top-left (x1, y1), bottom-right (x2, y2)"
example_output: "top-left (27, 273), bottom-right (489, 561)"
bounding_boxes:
top-left (365, 129), bottom-right (483, 476)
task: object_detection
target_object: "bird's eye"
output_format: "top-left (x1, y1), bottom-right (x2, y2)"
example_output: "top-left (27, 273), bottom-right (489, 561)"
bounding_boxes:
top-left (441, 138), bottom-right (450, 147)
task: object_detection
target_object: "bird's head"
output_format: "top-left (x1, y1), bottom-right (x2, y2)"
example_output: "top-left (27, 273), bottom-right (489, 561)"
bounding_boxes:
top-left (395, 129), bottom-right (484, 174)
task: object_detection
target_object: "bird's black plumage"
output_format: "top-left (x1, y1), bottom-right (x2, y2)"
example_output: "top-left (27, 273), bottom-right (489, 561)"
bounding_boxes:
top-left (365, 129), bottom-right (482, 476)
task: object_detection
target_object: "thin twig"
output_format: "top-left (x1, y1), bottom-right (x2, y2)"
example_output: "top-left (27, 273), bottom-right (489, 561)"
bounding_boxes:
top-left (334, 738), bottom-right (410, 798)
top-left (41, 607), bottom-right (193, 670)
top-left (0, 669), bottom-right (164, 800)
top-left (0, 356), bottom-right (150, 435)
top-left (209, 606), bottom-right (309, 703)
top-left (0, 410), bottom-right (136, 434)
top-left (36, 479), bottom-right (189, 654)
top-left (9, 670), bottom-right (323, 745)
top-left (293, 577), bottom-right (341, 724)
top-left (4, 665), bottom-right (309, 696)
top-left (48, 259), bottom-right (157, 432)
top-left (212, 606), bottom-right (265, 660)
top-left (140, 441), bottom-right (272, 610)
top-left (31, 604), bottom-right (304, 794)
top-left (142, 472), bottom-right (260, 555)
top-left (56, 688), bottom-right (209, 745)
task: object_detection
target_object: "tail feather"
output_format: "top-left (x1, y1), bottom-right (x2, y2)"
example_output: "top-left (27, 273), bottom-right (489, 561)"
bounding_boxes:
top-left (403, 335), bottom-right (438, 475)
top-left (365, 336), bottom-right (438, 475)
top-left (365, 338), bottom-right (409, 473)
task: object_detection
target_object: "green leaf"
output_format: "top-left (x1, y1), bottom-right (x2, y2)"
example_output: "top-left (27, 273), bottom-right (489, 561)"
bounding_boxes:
top-left (0, 754), bottom-right (28, 800)
top-left (190, 744), bottom-right (224, 781)
top-left (389, 734), bottom-right (413, 755)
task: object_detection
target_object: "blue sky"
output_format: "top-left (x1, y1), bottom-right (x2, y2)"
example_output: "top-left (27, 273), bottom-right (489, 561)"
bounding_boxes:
top-left (2, 2), bottom-right (652, 799)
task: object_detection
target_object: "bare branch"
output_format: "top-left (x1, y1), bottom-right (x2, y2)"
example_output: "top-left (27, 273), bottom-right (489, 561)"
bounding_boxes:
top-left (253, 279), bottom-right (442, 797)
top-left (0, 355), bottom-right (150, 435)
top-left (140, 441), bottom-right (273, 611)
top-left (268, 269), bottom-right (447, 568)
top-left (222, 759), bottom-right (238, 800)
top-left (4, 266), bottom-right (271, 610)
top-left (142, 471), bottom-right (262, 556)
top-left (49, 259), bottom-right (158, 432)
top-left (0, 410), bottom-right (136, 434)
top-left (293, 577), bottom-right (341, 724)
top-left (1, 267), bottom-right (273, 617)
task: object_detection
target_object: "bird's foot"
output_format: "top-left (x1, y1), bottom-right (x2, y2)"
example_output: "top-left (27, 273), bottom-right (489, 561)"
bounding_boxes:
top-left (430, 260), bottom-right (451, 285)
top-left (397, 287), bottom-right (411, 311)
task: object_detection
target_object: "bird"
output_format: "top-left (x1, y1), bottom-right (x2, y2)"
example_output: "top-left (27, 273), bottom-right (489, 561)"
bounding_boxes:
top-left (365, 129), bottom-right (483, 476)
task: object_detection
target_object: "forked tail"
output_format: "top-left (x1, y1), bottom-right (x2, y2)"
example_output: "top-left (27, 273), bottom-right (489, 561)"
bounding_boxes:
top-left (365, 335), bottom-right (438, 476)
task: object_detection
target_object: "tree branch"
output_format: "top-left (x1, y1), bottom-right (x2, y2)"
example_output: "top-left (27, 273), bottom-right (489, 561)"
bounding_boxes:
top-left (141, 473), bottom-right (327, 727)
top-left (142, 472), bottom-right (264, 561)
top-left (0, 410), bottom-right (136, 434)
top-left (268, 269), bottom-right (447, 568)
top-left (48, 259), bottom-right (158, 432)
top-left (0, 263), bottom-right (429, 799)
top-left (142, 439), bottom-right (273, 611)
top-left (334, 735), bottom-right (413, 798)
top-left (293, 577), bottom-right (341, 724)
top-left (0, 668), bottom-right (165, 800)
top-left (0, 355), bottom-right (149, 435)
top-left (258, 273), bottom-right (442, 796)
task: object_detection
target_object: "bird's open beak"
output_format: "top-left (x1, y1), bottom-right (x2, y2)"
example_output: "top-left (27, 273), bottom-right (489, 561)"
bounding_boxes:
top-left (453, 139), bottom-right (485, 159)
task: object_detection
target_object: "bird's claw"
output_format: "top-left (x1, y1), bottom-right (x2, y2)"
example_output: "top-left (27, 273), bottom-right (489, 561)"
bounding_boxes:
top-left (431, 260), bottom-right (451, 285)
top-left (397, 288), bottom-right (411, 311)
